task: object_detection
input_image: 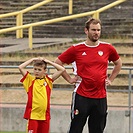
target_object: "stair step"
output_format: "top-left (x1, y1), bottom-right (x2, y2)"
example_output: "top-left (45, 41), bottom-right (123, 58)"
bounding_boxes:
top-left (0, 61), bottom-right (132, 67)
top-left (0, 83), bottom-right (132, 90)
top-left (0, 0), bottom-right (132, 38)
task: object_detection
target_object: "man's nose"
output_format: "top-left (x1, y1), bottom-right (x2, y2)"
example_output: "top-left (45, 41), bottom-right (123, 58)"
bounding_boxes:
top-left (95, 30), bottom-right (99, 34)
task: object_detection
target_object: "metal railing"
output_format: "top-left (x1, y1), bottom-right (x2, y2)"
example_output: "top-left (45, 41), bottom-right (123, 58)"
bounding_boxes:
top-left (0, 0), bottom-right (73, 39)
top-left (1, 65), bottom-right (133, 107)
top-left (0, 0), bottom-right (127, 49)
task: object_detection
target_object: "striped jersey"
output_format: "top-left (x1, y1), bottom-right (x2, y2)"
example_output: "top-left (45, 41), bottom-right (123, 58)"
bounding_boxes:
top-left (58, 41), bottom-right (120, 98)
top-left (20, 72), bottom-right (53, 120)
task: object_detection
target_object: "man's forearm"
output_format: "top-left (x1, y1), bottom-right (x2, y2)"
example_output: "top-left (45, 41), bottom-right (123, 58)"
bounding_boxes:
top-left (62, 70), bottom-right (72, 83)
top-left (109, 58), bottom-right (122, 82)
top-left (55, 58), bottom-right (72, 83)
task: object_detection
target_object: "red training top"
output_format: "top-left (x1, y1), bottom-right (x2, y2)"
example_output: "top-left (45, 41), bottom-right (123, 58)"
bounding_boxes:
top-left (58, 41), bottom-right (120, 98)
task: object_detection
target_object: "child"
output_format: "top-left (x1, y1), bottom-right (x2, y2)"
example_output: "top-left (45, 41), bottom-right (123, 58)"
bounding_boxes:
top-left (18, 57), bottom-right (65, 133)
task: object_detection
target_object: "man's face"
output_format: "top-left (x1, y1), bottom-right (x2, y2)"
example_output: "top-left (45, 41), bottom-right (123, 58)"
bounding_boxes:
top-left (86, 23), bottom-right (101, 42)
top-left (33, 66), bottom-right (46, 78)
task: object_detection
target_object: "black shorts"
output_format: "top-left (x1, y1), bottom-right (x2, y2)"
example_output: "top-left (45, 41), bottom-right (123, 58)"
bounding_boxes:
top-left (68, 92), bottom-right (108, 133)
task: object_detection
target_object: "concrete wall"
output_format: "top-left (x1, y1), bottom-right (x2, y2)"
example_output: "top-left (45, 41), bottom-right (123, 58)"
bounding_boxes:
top-left (0, 106), bottom-right (132, 133)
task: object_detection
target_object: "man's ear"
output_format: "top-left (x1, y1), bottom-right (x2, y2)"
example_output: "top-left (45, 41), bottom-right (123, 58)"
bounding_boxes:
top-left (84, 28), bottom-right (88, 35)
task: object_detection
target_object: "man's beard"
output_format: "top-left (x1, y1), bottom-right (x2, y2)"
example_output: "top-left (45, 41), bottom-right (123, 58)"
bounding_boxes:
top-left (88, 36), bottom-right (99, 42)
top-left (91, 38), bottom-right (98, 42)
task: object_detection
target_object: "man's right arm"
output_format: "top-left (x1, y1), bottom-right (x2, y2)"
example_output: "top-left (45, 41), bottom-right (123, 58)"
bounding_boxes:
top-left (55, 58), bottom-right (77, 84)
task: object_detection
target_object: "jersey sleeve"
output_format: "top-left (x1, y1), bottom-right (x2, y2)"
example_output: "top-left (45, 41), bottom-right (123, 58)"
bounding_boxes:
top-left (108, 45), bottom-right (120, 62)
top-left (45, 75), bottom-right (53, 89)
top-left (20, 71), bottom-right (34, 92)
top-left (58, 46), bottom-right (76, 64)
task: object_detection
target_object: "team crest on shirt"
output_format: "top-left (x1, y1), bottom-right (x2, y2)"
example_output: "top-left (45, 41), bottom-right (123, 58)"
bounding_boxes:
top-left (74, 109), bottom-right (79, 115)
top-left (44, 82), bottom-right (47, 86)
top-left (98, 51), bottom-right (103, 56)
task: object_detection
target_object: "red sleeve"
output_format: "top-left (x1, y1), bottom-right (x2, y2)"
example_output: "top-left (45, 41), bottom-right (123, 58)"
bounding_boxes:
top-left (58, 46), bottom-right (76, 64)
top-left (20, 71), bottom-right (29, 82)
top-left (108, 45), bottom-right (120, 62)
top-left (20, 71), bottom-right (34, 92)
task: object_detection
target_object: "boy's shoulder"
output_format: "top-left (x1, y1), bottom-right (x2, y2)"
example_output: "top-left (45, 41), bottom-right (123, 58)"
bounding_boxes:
top-left (45, 75), bottom-right (53, 83)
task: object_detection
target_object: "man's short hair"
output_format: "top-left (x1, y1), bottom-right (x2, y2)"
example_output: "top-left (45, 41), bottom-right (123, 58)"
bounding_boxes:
top-left (85, 17), bottom-right (101, 30)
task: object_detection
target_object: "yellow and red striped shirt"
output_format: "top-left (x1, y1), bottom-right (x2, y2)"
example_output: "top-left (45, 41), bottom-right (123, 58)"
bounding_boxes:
top-left (20, 72), bottom-right (53, 120)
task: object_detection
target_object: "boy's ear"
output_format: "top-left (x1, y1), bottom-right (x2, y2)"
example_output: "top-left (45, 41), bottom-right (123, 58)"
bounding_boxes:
top-left (44, 69), bottom-right (47, 73)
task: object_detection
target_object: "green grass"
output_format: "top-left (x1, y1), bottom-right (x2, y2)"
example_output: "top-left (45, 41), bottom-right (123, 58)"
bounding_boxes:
top-left (0, 132), bottom-right (24, 133)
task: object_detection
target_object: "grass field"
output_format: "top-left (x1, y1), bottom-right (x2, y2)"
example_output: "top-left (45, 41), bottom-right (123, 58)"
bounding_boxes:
top-left (1, 132), bottom-right (24, 133)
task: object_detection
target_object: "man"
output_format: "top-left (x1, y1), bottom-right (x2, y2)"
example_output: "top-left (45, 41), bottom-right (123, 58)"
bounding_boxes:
top-left (55, 18), bottom-right (122, 133)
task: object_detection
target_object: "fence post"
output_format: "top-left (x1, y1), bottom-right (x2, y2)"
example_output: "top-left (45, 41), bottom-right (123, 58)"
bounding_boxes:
top-left (29, 26), bottom-right (33, 49)
top-left (16, 12), bottom-right (23, 38)
top-left (93, 11), bottom-right (99, 19)
top-left (128, 69), bottom-right (132, 133)
top-left (69, 0), bottom-right (73, 14)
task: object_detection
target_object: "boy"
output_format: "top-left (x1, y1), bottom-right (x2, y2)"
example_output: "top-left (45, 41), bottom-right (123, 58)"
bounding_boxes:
top-left (19, 57), bottom-right (65, 133)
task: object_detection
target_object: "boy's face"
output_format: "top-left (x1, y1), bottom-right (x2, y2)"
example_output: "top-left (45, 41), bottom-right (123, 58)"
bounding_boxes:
top-left (33, 65), bottom-right (46, 78)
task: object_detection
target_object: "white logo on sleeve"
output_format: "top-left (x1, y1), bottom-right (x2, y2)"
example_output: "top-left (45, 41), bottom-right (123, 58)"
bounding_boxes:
top-left (82, 52), bottom-right (87, 55)
top-left (98, 51), bottom-right (103, 56)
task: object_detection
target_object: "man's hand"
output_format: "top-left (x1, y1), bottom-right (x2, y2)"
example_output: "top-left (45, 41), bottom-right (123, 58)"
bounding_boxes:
top-left (69, 75), bottom-right (81, 84)
top-left (105, 78), bottom-right (112, 86)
